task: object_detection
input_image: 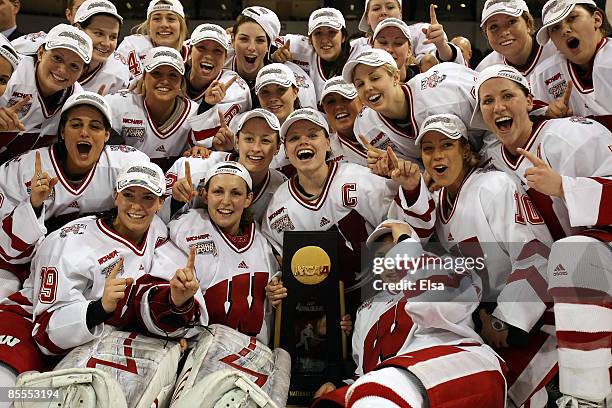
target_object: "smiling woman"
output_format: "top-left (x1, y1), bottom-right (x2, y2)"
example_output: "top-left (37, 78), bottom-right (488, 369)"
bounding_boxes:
top-left (116, 0), bottom-right (188, 78)
top-left (104, 46), bottom-right (198, 171)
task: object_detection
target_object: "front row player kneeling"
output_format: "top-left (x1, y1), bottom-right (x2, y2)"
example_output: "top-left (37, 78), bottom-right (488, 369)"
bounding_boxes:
top-left (309, 220), bottom-right (506, 408)
top-left (0, 161), bottom-right (205, 401)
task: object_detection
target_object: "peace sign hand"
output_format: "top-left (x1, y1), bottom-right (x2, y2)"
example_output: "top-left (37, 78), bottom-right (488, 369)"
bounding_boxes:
top-left (212, 109), bottom-right (235, 151)
top-left (170, 246), bottom-right (200, 308)
top-left (204, 76), bottom-right (238, 106)
top-left (0, 96), bottom-right (29, 132)
top-left (358, 134), bottom-right (389, 175)
top-left (30, 151), bottom-right (59, 210)
top-left (517, 147), bottom-right (563, 198)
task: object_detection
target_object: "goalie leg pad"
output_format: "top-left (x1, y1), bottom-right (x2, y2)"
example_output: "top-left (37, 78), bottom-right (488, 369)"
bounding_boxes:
top-left (14, 367), bottom-right (127, 408)
top-left (0, 310), bottom-right (45, 374)
top-left (173, 369), bottom-right (278, 408)
top-left (170, 325), bottom-right (290, 408)
top-left (52, 327), bottom-right (182, 408)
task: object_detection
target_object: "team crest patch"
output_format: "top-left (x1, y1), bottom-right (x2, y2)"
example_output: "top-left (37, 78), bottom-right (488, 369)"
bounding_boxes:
top-left (191, 240), bottom-right (217, 256)
top-left (271, 214), bottom-right (295, 233)
top-left (109, 145), bottom-right (137, 152)
top-left (101, 258), bottom-right (124, 277)
top-left (122, 127), bottom-right (145, 142)
top-left (548, 80), bottom-right (567, 99)
top-left (59, 223), bottom-right (87, 238)
top-left (420, 70), bottom-right (447, 90)
top-left (294, 74), bottom-right (310, 89)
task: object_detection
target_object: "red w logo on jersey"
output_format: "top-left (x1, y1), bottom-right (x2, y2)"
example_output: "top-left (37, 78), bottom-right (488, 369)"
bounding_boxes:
top-left (362, 300), bottom-right (413, 373)
top-left (204, 272), bottom-right (269, 336)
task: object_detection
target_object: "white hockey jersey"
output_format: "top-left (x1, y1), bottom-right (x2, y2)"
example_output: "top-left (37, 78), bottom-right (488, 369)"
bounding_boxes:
top-left (186, 67), bottom-right (252, 108)
top-left (226, 57), bottom-right (317, 109)
top-left (31, 215), bottom-right (169, 355)
top-left (0, 56), bottom-right (83, 163)
top-left (187, 98), bottom-right (250, 149)
top-left (262, 161), bottom-right (398, 291)
top-left (354, 63), bottom-right (479, 162)
top-left (169, 209), bottom-right (277, 344)
top-left (11, 31), bottom-right (47, 55)
top-left (78, 52), bottom-right (130, 95)
top-left (104, 91), bottom-right (197, 170)
top-left (476, 40), bottom-right (558, 88)
top-left (531, 38), bottom-right (612, 116)
top-left (116, 34), bottom-right (189, 79)
top-left (0, 144), bottom-right (149, 281)
top-left (486, 117), bottom-right (612, 241)
top-left (352, 251), bottom-right (484, 377)
top-left (395, 167), bottom-right (553, 332)
top-left (328, 131), bottom-right (368, 167)
top-left (163, 152), bottom-right (286, 224)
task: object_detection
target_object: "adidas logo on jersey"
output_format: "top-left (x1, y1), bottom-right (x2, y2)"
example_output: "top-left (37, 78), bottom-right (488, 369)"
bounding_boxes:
top-left (155, 145), bottom-right (166, 153)
top-left (238, 261), bottom-right (249, 269)
top-left (447, 232), bottom-right (454, 241)
top-left (553, 264), bottom-right (567, 276)
top-left (68, 201), bottom-right (79, 209)
top-left (320, 217), bottom-right (330, 227)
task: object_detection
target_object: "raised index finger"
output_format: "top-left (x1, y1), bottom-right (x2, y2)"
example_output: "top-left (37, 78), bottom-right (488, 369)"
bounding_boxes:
top-left (218, 109), bottom-right (228, 128)
top-left (185, 161), bottom-right (192, 185)
top-left (561, 80), bottom-right (573, 105)
top-left (108, 258), bottom-right (124, 279)
top-left (387, 146), bottom-right (400, 170)
top-left (221, 75), bottom-right (238, 91)
top-left (34, 151), bottom-right (42, 175)
top-left (282, 39), bottom-right (291, 50)
top-left (516, 148), bottom-right (545, 167)
top-left (186, 246), bottom-right (196, 270)
top-left (358, 134), bottom-right (377, 152)
top-left (429, 4), bottom-right (438, 24)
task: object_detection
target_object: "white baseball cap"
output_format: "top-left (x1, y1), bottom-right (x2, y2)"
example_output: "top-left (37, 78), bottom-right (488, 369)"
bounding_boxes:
top-left (359, 0), bottom-right (403, 32)
top-left (240, 6), bottom-right (281, 45)
top-left (116, 161), bottom-right (166, 196)
top-left (373, 17), bottom-right (411, 41)
top-left (480, 0), bottom-right (529, 27)
top-left (44, 24), bottom-right (93, 64)
top-left (416, 114), bottom-right (468, 145)
top-left (308, 8), bottom-right (346, 35)
top-left (0, 34), bottom-right (20, 71)
top-left (190, 23), bottom-right (230, 51)
top-left (320, 76), bottom-right (358, 103)
top-left (280, 108), bottom-right (330, 141)
top-left (536, 0), bottom-right (596, 45)
top-left (74, 0), bottom-right (123, 24)
top-left (236, 108), bottom-right (281, 133)
top-left (255, 63), bottom-right (297, 95)
top-left (143, 46), bottom-right (185, 75)
top-left (147, 0), bottom-right (184, 18)
top-left (342, 48), bottom-right (397, 84)
top-left (61, 91), bottom-right (113, 127)
top-left (205, 161), bottom-right (253, 190)
top-left (470, 64), bottom-right (530, 128)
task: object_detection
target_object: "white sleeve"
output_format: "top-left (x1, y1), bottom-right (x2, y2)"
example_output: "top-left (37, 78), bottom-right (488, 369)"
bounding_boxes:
top-left (353, 168), bottom-right (399, 227)
top-left (32, 238), bottom-right (103, 355)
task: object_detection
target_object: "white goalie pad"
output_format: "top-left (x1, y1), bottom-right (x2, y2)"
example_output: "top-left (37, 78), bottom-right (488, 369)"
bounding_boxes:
top-left (14, 368), bottom-right (127, 408)
top-left (16, 326), bottom-right (182, 408)
top-left (170, 324), bottom-right (291, 408)
top-left (173, 369), bottom-right (279, 408)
